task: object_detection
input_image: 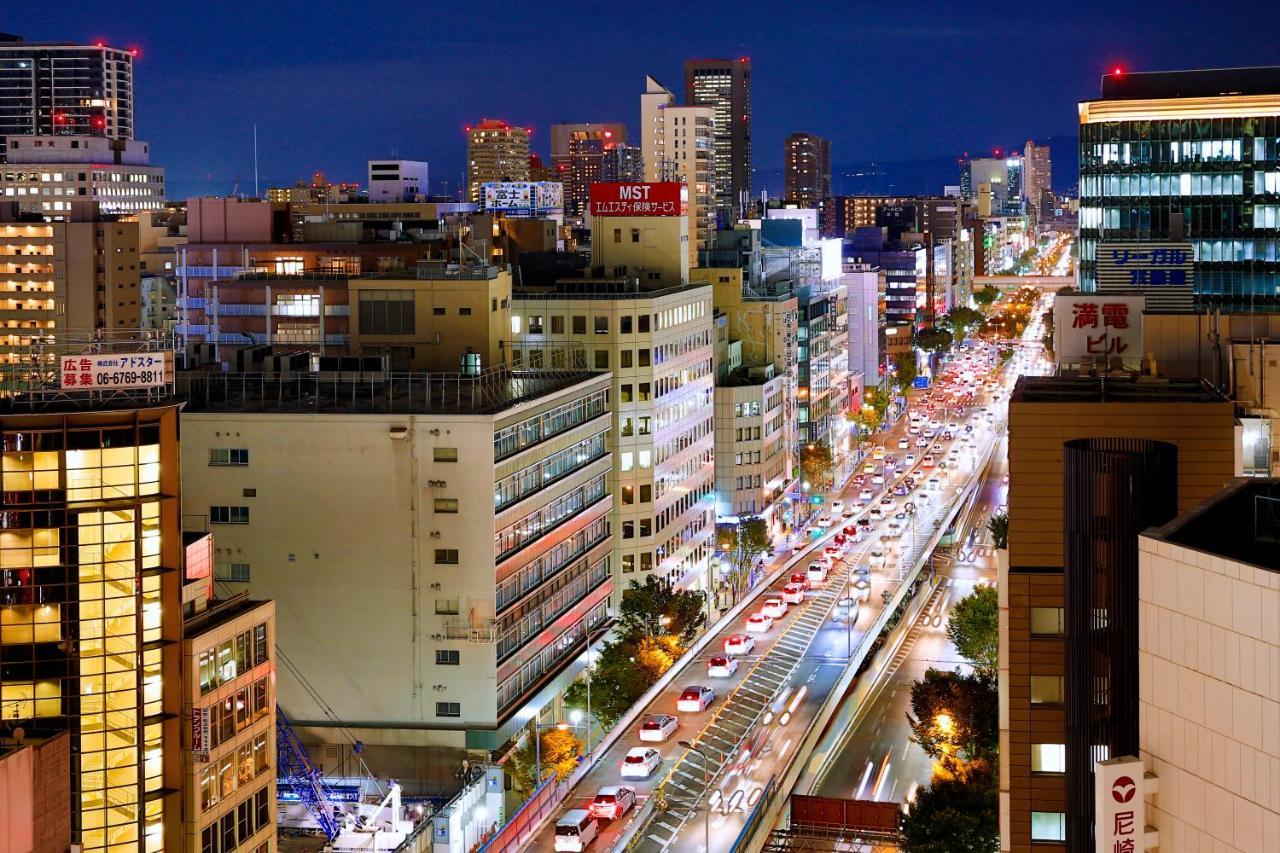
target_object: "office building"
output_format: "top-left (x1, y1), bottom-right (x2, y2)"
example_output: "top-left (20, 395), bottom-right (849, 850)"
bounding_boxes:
top-left (1078, 66), bottom-right (1280, 309)
top-left (999, 375), bottom-right (1235, 852)
top-left (183, 578), bottom-right (276, 853)
top-left (685, 58), bottom-right (751, 219)
top-left (601, 143), bottom-right (643, 184)
top-left (466, 120), bottom-right (530, 203)
top-left (1023, 141), bottom-right (1052, 227)
top-left (641, 76), bottom-right (716, 268)
top-left (511, 281), bottom-right (714, 597)
top-left (843, 264), bottom-right (880, 383)
top-left (553, 125), bottom-right (627, 217)
top-left (0, 35), bottom-right (135, 161)
top-left (1, 135), bottom-right (164, 220)
top-left (368, 159), bottom-right (429, 202)
top-left (179, 366), bottom-right (614, 775)
top-left (784, 132), bottom-right (831, 211)
top-left (846, 225), bottom-right (923, 328)
top-left (961, 155), bottom-right (1023, 216)
top-left (1137, 478), bottom-right (1280, 853)
top-left (0, 382), bottom-right (185, 852)
top-left (0, 217), bottom-right (142, 367)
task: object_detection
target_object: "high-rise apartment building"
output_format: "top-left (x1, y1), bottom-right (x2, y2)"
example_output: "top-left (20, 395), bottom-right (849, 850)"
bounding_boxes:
top-left (179, 367), bottom-right (614, 773)
top-left (466, 120), bottom-right (530, 203)
top-left (1023, 140), bottom-right (1052, 226)
top-left (640, 76), bottom-right (716, 268)
top-left (0, 387), bottom-right (185, 853)
top-left (961, 155), bottom-right (1023, 216)
top-left (784, 132), bottom-right (831, 210)
top-left (999, 375), bottom-right (1235, 852)
top-left (601, 143), bottom-right (643, 184)
top-left (1, 135), bottom-right (165, 220)
top-left (0, 35), bottom-right (135, 162)
top-left (1078, 65), bottom-right (1280, 310)
top-left (552, 125), bottom-right (628, 217)
top-left (685, 58), bottom-right (751, 219)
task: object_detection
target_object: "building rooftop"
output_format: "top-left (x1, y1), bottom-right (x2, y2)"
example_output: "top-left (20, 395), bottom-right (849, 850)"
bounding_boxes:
top-left (1010, 375), bottom-right (1228, 405)
top-left (1149, 478), bottom-right (1280, 571)
top-left (515, 279), bottom-right (709, 300)
top-left (1099, 66), bottom-right (1280, 100)
top-left (184, 592), bottom-right (272, 636)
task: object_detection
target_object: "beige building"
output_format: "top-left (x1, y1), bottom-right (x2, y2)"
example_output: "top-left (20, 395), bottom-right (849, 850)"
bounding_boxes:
top-left (1137, 478), bottom-right (1280, 853)
top-left (640, 76), bottom-right (716, 268)
top-left (182, 587), bottom-right (276, 853)
top-left (178, 369), bottom-right (614, 777)
top-left (1, 136), bottom-right (165, 220)
top-left (466, 120), bottom-right (530, 203)
top-left (590, 211), bottom-right (690, 289)
top-left (512, 283), bottom-right (715, 596)
top-left (713, 371), bottom-right (788, 524)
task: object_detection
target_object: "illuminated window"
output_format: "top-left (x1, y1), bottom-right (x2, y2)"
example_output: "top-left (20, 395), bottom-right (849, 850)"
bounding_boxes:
top-left (1030, 606), bottom-right (1064, 636)
top-left (1030, 675), bottom-right (1064, 704)
top-left (1031, 812), bottom-right (1066, 841)
top-left (1032, 744), bottom-right (1066, 774)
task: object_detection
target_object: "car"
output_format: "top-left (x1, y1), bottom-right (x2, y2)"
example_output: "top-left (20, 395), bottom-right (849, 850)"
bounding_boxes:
top-left (872, 473), bottom-right (885, 485)
top-left (724, 633), bottom-right (756, 655)
top-left (833, 533), bottom-right (847, 545)
top-left (927, 477), bottom-right (942, 490)
top-left (639, 713), bottom-right (679, 742)
top-left (676, 686), bottom-right (715, 713)
top-left (761, 597), bottom-right (788, 619)
top-left (880, 497), bottom-right (897, 512)
top-left (869, 549), bottom-right (886, 567)
top-left (590, 785), bottom-right (637, 821)
top-left (863, 462), bottom-right (877, 474)
top-left (843, 524), bottom-right (859, 537)
top-left (908, 425), bottom-right (920, 435)
top-left (857, 516), bottom-right (872, 529)
top-left (942, 431), bottom-right (953, 441)
top-left (841, 507), bottom-right (855, 518)
top-left (814, 553), bottom-right (834, 569)
top-left (887, 519), bottom-right (904, 537)
top-left (620, 747), bottom-right (662, 779)
top-left (869, 507), bottom-right (885, 521)
top-left (905, 453), bottom-right (918, 465)
top-left (807, 563), bottom-right (828, 585)
top-left (744, 612), bottom-right (773, 633)
top-left (707, 654), bottom-right (738, 677)
top-left (897, 438), bottom-right (910, 450)
top-left (872, 446), bottom-right (886, 460)
top-left (830, 499), bottom-right (843, 514)
top-left (781, 583), bottom-right (806, 604)
top-left (916, 437), bottom-right (929, 448)
top-left (859, 489), bottom-right (874, 502)
top-left (824, 545), bottom-right (841, 557)
top-left (884, 455), bottom-right (898, 468)
top-left (815, 514), bottom-right (834, 527)
top-left (893, 484), bottom-right (909, 497)
top-left (922, 455), bottom-right (935, 467)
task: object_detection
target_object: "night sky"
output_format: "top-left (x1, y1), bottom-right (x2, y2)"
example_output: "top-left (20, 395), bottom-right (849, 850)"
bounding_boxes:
top-left (17, 0), bottom-right (1280, 199)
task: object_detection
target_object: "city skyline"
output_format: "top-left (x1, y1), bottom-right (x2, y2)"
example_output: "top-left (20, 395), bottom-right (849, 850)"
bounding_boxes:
top-left (20, 0), bottom-right (1280, 198)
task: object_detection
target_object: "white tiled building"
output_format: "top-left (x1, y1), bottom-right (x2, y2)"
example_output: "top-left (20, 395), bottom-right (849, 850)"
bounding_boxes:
top-left (1138, 479), bottom-right (1280, 853)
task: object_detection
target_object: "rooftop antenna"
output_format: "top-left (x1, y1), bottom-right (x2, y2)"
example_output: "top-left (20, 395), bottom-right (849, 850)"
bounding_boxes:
top-left (252, 124), bottom-right (260, 198)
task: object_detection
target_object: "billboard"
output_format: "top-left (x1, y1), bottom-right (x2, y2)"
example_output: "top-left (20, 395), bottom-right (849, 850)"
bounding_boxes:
top-left (1095, 756), bottom-right (1145, 853)
top-left (60, 351), bottom-right (173, 390)
top-left (481, 181), bottom-right (563, 213)
top-left (1053, 295), bottom-right (1145, 367)
top-left (589, 182), bottom-right (687, 216)
top-left (1096, 240), bottom-right (1194, 312)
top-left (192, 707), bottom-right (210, 763)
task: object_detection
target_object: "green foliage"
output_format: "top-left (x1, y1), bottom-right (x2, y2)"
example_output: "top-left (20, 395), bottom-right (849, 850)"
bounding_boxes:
top-left (891, 352), bottom-right (919, 392)
top-left (900, 763), bottom-right (999, 853)
top-left (915, 326), bottom-right (954, 355)
top-left (617, 575), bottom-right (706, 646)
top-left (509, 726), bottom-right (584, 793)
top-left (717, 517), bottom-right (771, 603)
top-left (987, 512), bottom-right (1009, 549)
top-left (564, 633), bottom-right (685, 730)
top-left (971, 285), bottom-right (1000, 309)
top-left (848, 406), bottom-right (882, 435)
top-left (906, 668), bottom-right (998, 764)
top-left (800, 440), bottom-right (835, 492)
top-left (946, 585), bottom-right (999, 676)
top-left (868, 385), bottom-right (894, 417)
top-left (1055, 285), bottom-right (1077, 295)
top-left (944, 306), bottom-right (984, 345)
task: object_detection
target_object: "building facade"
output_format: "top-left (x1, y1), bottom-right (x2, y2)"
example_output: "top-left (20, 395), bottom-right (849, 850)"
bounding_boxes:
top-left (0, 36), bottom-right (135, 160)
top-left (685, 58), bottom-right (751, 219)
top-left (1023, 141), bottom-right (1052, 227)
top-left (1, 135), bottom-right (164, 220)
top-left (466, 120), bottom-right (530, 204)
top-left (784, 132), bottom-right (831, 211)
top-left (640, 76), bottom-right (716, 268)
top-left (1078, 66), bottom-right (1280, 309)
top-left (368, 160), bottom-right (429, 202)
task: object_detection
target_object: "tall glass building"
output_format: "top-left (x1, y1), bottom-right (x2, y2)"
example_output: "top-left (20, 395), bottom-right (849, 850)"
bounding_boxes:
top-left (1079, 66), bottom-right (1280, 310)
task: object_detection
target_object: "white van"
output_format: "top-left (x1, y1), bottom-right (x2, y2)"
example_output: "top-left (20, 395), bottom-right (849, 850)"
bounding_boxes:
top-left (555, 809), bottom-right (600, 851)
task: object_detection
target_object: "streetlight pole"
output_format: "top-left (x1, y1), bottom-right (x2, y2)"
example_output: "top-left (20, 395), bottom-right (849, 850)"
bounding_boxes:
top-left (678, 740), bottom-right (711, 853)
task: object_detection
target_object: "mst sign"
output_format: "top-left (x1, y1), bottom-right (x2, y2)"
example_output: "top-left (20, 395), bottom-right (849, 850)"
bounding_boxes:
top-left (589, 182), bottom-right (687, 216)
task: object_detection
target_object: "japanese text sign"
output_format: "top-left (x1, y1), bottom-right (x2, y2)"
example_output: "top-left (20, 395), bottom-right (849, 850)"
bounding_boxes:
top-left (589, 182), bottom-right (687, 216)
top-left (60, 351), bottom-right (173, 390)
top-left (1095, 756), bottom-right (1145, 853)
top-left (1054, 295), bottom-right (1145, 367)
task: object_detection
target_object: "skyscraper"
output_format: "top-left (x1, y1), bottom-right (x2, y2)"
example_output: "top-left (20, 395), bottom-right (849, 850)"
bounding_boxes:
top-left (465, 119), bottom-right (530, 203)
top-left (784, 132), bottom-right (831, 210)
top-left (552, 125), bottom-right (628, 217)
top-left (960, 155), bottom-right (1023, 216)
top-left (1023, 140), bottom-right (1052, 225)
top-left (685, 57), bottom-right (751, 219)
top-left (0, 35), bottom-right (136, 162)
top-left (640, 76), bottom-right (716, 267)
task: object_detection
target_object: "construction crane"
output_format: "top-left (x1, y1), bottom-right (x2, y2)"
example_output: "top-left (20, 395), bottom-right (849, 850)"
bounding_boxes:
top-left (276, 709), bottom-right (341, 840)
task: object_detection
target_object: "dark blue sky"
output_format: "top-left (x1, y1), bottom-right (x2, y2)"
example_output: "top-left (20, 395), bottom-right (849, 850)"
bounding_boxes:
top-left (17, 0), bottom-right (1280, 198)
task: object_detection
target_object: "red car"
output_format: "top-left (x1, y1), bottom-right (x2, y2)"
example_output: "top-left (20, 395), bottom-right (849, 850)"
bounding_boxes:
top-left (843, 524), bottom-right (859, 537)
top-left (789, 571), bottom-right (811, 590)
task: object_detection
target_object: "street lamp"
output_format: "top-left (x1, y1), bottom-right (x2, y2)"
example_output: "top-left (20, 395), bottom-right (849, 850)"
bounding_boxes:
top-left (533, 717), bottom-right (589, 787)
top-left (678, 740), bottom-right (712, 853)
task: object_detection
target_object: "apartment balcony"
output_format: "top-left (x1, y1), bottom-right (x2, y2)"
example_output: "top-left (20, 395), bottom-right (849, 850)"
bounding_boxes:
top-left (176, 265), bottom-right (246, 279)
top-left (443, 620), bottom-right (497, 643)
top-left (497, 554), bottom-right (611, 663)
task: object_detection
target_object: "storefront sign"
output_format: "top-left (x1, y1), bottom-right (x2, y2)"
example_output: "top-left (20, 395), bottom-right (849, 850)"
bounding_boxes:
top-left (589, 182), bottom-right (687, 216)
top-left (1096, 240), bottom-right (1194, 311)
top-left (1095, 756), bottom-right (1145, 852)
top-left (60, 352), bottom-right (173, 390)
top-left (1053, 295), bottom-right (1144, 367)
top-left (192, 706), bottom-right (210, 763)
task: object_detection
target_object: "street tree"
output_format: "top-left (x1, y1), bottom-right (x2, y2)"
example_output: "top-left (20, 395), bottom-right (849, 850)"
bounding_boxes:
top-left (509, 725), bottom-right (584, 793)
top-left (800, 440), bottom-right (835, 492)
top-left (915, 326), bottom-right (954, 357)
top-left (891, 352), bottom-right (919, 392)
top-left (848, 406), bottom-right (881, 435)
top-left (899, 763), bottom-right (999, 852)
top-left (717, 517), bottom-right (771, 603)
top-left (971, 285), bottom-right (1000, 310)
top-left (944, 306), bottom-right (984, 345)
top-left (946, 585), bottom-right (998, 676)
top-left (617, 575), bottom-right (706, 645)
top-left (987, 511), bottom-right (1009, 549)
top-left (906, 668), bottom-right (998, 765)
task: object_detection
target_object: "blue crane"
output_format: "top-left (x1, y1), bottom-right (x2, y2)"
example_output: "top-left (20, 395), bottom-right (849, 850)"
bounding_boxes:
top-left (276, 708), bottom-right (341, 840)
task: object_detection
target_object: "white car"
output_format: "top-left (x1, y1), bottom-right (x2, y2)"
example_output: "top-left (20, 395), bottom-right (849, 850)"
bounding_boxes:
top-left (887, 519), bottom-right (904, 538)
top-left (815, 514), bottom-right (834, 527)
top-left (880, 498), bottom-right (897, 513)
top-left (905, 453), bottom-right (918, 465)
top-left (927, 477), bottom-right (942, 491)
top-left (897, 438), bottom-right (910, 450)
top-left (707, 654), bottom-right (738, 678)
top-left (841, 507), bottom-right (855, 518)
top-left (869, 549), bottom-right (886, 568)
top-left (869, 507), bottom-right (885, 521)
top-left (872, 473), bottom-right (885, 485)
top-left (590, 785), bottom-right (636, 820)
top-left (761, 597), bottom-right (787, 619)
top-left (744, 612), bottom-right (773, 633)
top-left (922, 455), bottom-right (935, 468)
top-left (830, 499), bottom-right (843, 514)
top-left (620, 747), bottom-right (662, 779)
top-left (780, 583), bottom-right (806, 604)
top-left (724, 633), bottom-right (755, 655)
top-left (806, 563), bottom-right (828, 585)
top-left (859, 489), bottom-right (874, 502)
top-left (638, 713), bottom-right (679, 743)
top-left (915, 437), bottom-right (929, 448)
top-left (676, 685), bottom-right (715, 713)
